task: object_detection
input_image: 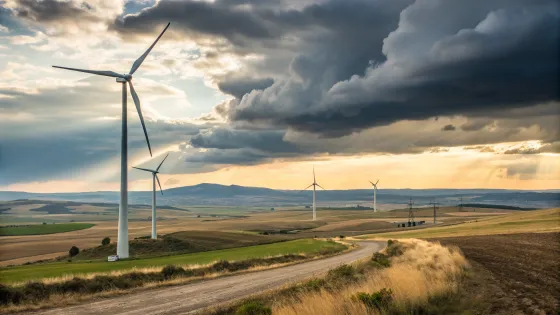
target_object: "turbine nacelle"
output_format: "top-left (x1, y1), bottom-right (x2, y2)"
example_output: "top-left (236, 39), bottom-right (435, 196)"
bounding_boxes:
top-left (133, 153), bottom-right (169, 195)
top-left (52, 22), bottom-right (171, 158)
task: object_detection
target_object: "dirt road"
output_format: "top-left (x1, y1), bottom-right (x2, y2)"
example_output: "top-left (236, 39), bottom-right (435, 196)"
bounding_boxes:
top-left (33, 241), bottom-right (384, 315)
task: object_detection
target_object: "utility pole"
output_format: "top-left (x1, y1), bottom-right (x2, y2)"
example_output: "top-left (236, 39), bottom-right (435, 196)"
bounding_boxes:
top-left (407, 198), bottom-right (415, 226)
top-left (430, 198), bottom-right (439, 224)
top-left (459, 196), bottom-right (463, 212)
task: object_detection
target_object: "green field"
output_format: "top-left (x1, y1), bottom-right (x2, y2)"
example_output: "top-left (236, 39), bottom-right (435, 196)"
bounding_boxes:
top-left (0, 223), bottom-right (95, 236)
top-left (0, 239), bottom-right (345, 284)
top-left (358, 208), bottom-right (559, 239)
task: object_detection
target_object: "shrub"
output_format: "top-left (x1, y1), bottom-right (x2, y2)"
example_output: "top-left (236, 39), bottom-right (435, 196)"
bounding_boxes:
top-left (211, 260), bottom-right (232, 272)
top-left (301, 278), bottom-right (325, 291)
top-left (326, 264), bottom-right (356, 282)
top-left (385, 240), bottom-right (404, 257)
top-left (235, 301), bottom-right (272, 315)
top-left (353, 288), bottom-right (393, 310)
top-left (69, 246), bottom-right (80, 257)
top-left (23, 282), bottom-right (50, 301)
top-left (0, 284), bottom-right (24, 305)
top-left (339, 235), bottom-right (345, 239)
top-left (57, 277), bottom-right (88, 293)
top-left (161, 265), bottom-right (185, 279)
top-left (101, 237), bottom-right (111, 246)
top-left (371, 252), bottom-right (391, 268)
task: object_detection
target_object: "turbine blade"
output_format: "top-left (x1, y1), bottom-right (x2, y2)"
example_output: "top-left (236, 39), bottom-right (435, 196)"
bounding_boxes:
top-left (375, 179), bottom-right (379, 185)
top-left (129, 22), bottom-right (170, 75)
top-left (128, 81), bottom-right (152, 157)
top-left (52, 66), bottom-right (124, 78)
top-left (316, 183), bottom-right (325, 190)
top-left (298, 184), bottom-right (313, 193)
top-left (313, 166), bottom-right (316, 183)
top-left (156, 153), bottom-right (169, 171)
top-left (132, 166), bottom-right (155, 173)
top-left (369, 181), bottom-right (375, 186)
top-left (155, 174), bottom-right (163, 195)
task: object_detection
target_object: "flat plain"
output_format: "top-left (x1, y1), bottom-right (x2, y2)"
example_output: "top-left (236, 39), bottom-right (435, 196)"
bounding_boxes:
top-left (0, 199), bottom-right (537, 266)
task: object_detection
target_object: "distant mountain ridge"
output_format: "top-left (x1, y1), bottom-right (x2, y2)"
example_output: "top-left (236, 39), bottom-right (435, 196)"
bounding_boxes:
top-left (0, 183), bottom-right (558, 209)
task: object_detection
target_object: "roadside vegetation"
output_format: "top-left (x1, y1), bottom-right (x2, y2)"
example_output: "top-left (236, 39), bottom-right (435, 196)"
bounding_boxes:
top-left (210, 239), bottom-right (470, 315)
top-left (0, 239), bottom-right (345, 284)
top-left (0, 240), bottom-right (347, 313)
top-left (0, 223), bottom-right (95, 236)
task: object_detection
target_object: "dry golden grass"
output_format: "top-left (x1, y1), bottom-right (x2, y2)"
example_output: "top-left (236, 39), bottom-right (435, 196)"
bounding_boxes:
top-left (274, 239), bottom-right (468, 315)
top-left (359, 208), bottom-right (560, 239)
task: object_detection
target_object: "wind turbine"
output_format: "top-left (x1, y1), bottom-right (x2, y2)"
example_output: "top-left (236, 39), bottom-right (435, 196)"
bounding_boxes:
top-left (133, 153), bottom-right (169, 240)
top-left (52, 23), bottom-right (171, 258)
top-left (300, 167), bottom-right (324, 220)
top-left (369, 180), bottom-right (379, 212)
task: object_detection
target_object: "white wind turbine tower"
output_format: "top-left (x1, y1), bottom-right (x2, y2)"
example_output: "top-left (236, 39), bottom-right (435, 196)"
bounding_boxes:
top-left (52, 23), bottom-right (171, 258)
top-left (369, 180), bottom-right (379, 212)
top-left (133, 153), bottom-right (169, 240)
top-left (300, 167), bottom-right (324, 220)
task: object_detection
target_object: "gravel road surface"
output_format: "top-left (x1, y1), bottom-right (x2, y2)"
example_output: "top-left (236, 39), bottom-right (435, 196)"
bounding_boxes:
top-left (34, 241), bottom-right (385, 315)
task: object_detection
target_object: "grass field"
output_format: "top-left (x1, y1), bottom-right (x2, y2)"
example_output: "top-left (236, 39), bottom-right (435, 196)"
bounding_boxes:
top-left (75, 231), bottom-right (288, 260)
top-left (0, 223), bottom-right (95, 236)
top-left (357, 208), bottom-right (559, 239)
top-left (0, 239), bottom-right (345, 284)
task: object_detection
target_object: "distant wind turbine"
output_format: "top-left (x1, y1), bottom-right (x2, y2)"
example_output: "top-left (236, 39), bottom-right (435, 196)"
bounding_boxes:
top-left (133, 153), bottom-right (169, 240)
top-left (369, 180), bottom-right (379, 212)
top-left (300, 167), bottom-right (324, 220)
top-left (52, 22), bottom-right (171, 258)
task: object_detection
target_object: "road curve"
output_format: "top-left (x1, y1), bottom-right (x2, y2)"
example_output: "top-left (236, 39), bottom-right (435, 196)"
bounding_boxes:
top-left (34, 241), bottom-right (385, 315)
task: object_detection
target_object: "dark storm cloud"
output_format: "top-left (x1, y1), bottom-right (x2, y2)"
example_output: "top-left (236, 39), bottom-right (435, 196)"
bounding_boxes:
top-left (12, 0), bottom-right (94, 22)
top-left (112, 0), bottom-right (275, 40)
top-left (217, 77), bottom-right (274, 99)
top-left (190, 128), bottom-right (299, 153)
top-left (441, 124), bottom-right (456, 131)
top-left (183, 110), bottom-right (559, 166)
top-left (219, 0), bottom-right (560, 137)
top-left (4, 0), bottom-right (560, 183)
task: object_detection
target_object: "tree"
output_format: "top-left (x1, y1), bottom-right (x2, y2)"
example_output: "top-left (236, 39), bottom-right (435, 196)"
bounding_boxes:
top-left (101, 237), bottom-right (111, 246)
top-left (69, 246), bottom-right (79, 257)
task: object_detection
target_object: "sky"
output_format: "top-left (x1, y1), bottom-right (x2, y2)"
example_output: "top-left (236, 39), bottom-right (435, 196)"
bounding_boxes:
top-left (0, 0), bottom-right (559, 192)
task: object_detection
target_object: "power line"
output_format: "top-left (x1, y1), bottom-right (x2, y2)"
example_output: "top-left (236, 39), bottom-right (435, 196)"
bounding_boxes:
top-left (408, 198), bottom-right (415, 226)
top-left (429, 198), bottom-right (440, 224)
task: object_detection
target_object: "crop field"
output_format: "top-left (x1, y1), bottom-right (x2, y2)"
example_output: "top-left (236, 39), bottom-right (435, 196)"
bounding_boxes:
top-left (0, 199), bottom-right (520, 266)
top-left (0, 239), bottom-right (345, 284)
top-left (358, 208), bottom-right (559, 239)
top-left (438, 232), bottom-right (559, 314)
top-left (74, 231), bottom-right (288, 260)
top-left (0, 223), bottom-right (95, 236)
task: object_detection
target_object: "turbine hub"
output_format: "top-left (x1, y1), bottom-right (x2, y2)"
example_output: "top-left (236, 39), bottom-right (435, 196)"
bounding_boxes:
top-left (124, 74), bottom-right (132, 81)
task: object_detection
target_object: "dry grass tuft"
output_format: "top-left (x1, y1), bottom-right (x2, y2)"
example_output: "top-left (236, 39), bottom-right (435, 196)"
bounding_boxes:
top-left (274, 239), bottom-right (469, 315)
